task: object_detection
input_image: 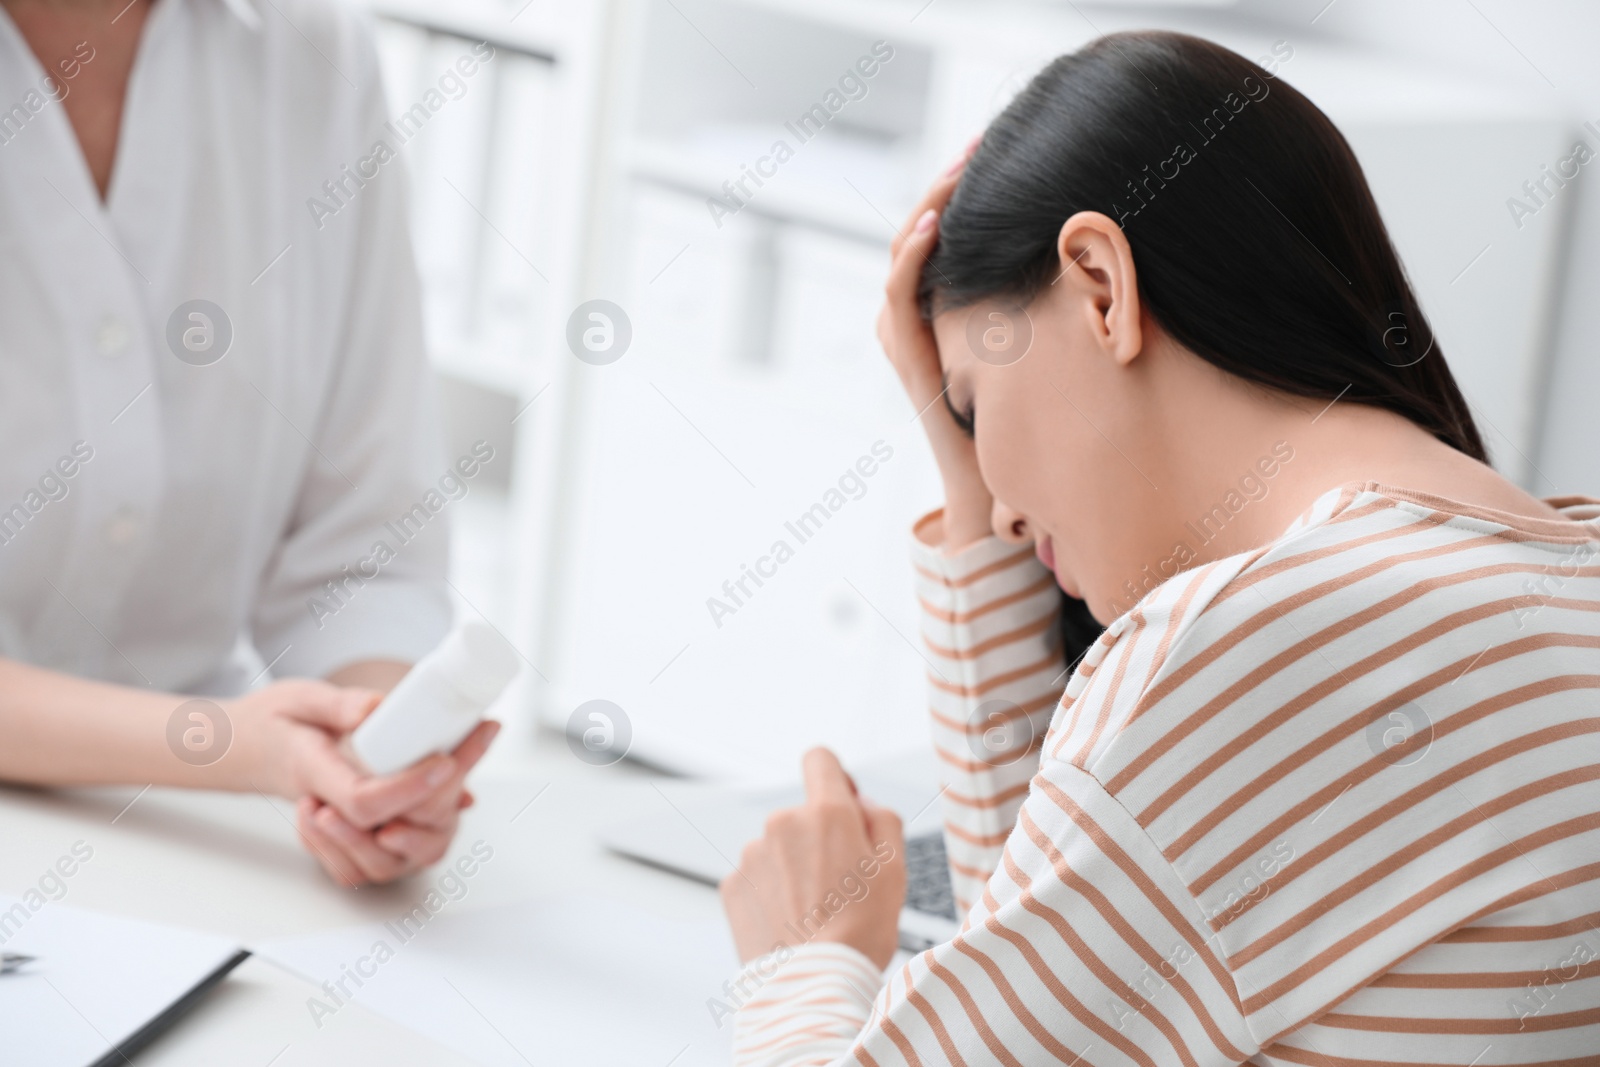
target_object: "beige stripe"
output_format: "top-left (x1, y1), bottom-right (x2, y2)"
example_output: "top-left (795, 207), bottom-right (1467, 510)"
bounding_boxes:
top-left (1263, 1042), bottom-right (1600, 1067)
top-left (1250, 859), bottom-right (1600, 1049)
top-left (1118, 562), bottom-right (1600, 805)
top-left (928, 650), bottom-right (1063, 698)
top-left (944, 822), bottom-right (1014, 850)
top-left (924, 612), bottom-right (1057, 662)
top-left (1199, 497), bottom-right (1415, 610)
top-left (1371, 482), bottom-right (1600, 543)
top-left (1316, 1003), bottom-right (1600, 1034)
top-left (739, 1017), bottom-right (862, 1054)
top-left (951, 934), bottom-right (1121, 1066)
top-left (751, 964), bottom-right (882, 992)
top-left (1020, 807), bottom-right (1247, 1057)
top-left (1370, 957), bottom-right (1600, 988)
top-left (949, 856), bottom-right (997, 882)
top-left (1242, 814), bottom-right (1600, 1014)
top-left (930, 690), bottom-right (1061, 736)
top-left (903, 974), bottom-right (969, 1067)
top-left (922, 954), bottom-right (1026, 1067)
top-left (935, 734), bottom-right (1045, 775)
top-left (1113, 521), bottom-right (1516, 757)
top-left (1213, 716), bottom-right (1600, 931)
top-left (1187, 664), bottom-right (1600, 896)
top-left (915, 545), bottom-right (1039, 590)
top-left (942, 779), bottom-right (1032, 811)
top-left (919, 574), bottom-right (1057, 624)
top-left (1037, 778), bottom-right (1247, 1023)
top-left (997, 849), bottom-right (1191, 1067)
top-left (1154, 585), bottom-right (1567, 834)
top-left (1443, 908), bottom-right (1600, 943)
top-left (1132, 570), bottom-right (1208, 715)
top-left (878, 1013), bottom-right (927, 1067)
top-left (1071, 610), bottom-right (1147, 767)
top-left (1231, 763), bottom-right (1600, 967)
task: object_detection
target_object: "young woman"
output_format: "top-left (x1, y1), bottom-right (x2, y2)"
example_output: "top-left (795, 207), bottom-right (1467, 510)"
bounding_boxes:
top-left (719, 31), bottom-right (1600, 1064)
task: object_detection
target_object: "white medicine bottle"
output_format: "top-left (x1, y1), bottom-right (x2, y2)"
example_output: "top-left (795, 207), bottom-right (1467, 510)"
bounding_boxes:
top-left (350, 621), bottom-right (520, 775)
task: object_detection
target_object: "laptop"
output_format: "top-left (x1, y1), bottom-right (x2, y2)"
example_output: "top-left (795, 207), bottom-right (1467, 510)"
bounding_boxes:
top-left (600, 752), bottom-right (963, 952)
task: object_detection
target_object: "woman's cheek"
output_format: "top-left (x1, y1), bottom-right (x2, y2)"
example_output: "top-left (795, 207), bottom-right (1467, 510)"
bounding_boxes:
top-left (982, 418), bottom-right (1047, 519)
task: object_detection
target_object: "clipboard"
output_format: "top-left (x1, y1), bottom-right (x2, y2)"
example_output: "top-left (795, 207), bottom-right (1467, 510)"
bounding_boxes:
top-left (88, 947), bottom-right (251, 1066)
top-left (0, 896), bottom-right (248, 1067)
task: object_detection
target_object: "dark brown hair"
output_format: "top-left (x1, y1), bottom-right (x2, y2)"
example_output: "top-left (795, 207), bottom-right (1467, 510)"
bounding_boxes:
top-left (924, 30), bottom-right (1487, 655)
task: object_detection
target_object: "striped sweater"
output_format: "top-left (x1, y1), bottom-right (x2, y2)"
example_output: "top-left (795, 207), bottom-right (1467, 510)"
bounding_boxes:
top-left (732, 482), bottom-right (1600, 1066)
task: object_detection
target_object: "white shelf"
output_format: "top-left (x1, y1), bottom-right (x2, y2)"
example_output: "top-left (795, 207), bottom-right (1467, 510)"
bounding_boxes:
top-left (626, 134), bottom-right (906, 244)
top-left (354, 0), bottom-right (563, 60)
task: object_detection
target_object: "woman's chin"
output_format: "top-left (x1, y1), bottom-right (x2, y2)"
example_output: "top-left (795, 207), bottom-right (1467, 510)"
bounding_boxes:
top-left (1056, 569), bottom-right (1083, 601)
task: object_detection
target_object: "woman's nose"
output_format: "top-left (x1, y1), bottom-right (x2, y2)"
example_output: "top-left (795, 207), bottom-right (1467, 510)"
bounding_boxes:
top-left (992, 500), bottom-right (1030, 544)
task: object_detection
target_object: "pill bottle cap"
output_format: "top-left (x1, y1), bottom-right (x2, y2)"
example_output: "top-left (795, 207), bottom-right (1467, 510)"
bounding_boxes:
top-left (433, 621), bottom-right (520, 706)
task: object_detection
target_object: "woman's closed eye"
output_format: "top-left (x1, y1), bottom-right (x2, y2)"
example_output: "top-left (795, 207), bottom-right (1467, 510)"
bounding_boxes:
top-left (943, 381), bottom-right (976, 437)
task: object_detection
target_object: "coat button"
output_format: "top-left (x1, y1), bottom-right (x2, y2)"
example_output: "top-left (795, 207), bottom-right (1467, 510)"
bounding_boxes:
top-left (104, 506), bottom-right (143, 546)
top-left (96, 316), bottom-right (131, 357)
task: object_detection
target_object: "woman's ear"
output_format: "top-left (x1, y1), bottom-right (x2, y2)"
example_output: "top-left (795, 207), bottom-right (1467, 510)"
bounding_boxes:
top-left (1054, 211), bottom-right (1143, 366)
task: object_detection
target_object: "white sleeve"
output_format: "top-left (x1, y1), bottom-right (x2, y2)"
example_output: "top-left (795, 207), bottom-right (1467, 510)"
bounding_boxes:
top-left (249, 26), bottom-right (450, 678)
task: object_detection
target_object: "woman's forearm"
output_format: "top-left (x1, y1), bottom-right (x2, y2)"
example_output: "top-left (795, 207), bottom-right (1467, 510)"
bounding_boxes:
top-left (325, 658), bottom-right (411, 693)
top-left (0, 657), bottom-right (256, 790)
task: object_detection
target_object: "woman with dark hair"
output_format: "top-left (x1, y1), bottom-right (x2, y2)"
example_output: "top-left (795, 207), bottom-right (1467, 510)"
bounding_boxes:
top-left (719, 30), bottom-right (1600, 1065)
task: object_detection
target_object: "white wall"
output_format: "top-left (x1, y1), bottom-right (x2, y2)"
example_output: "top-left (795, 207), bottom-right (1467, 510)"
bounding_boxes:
top-left (1235, 0), bottom-right (1600, 494)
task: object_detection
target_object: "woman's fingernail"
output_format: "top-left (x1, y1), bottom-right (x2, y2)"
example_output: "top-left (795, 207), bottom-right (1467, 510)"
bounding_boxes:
top-left (426, 761), bottom-right (453, 788)
top-left (915, 209), bottom-right (937, 233)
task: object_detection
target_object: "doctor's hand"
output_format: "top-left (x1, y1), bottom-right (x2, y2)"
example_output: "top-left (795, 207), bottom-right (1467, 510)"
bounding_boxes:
top-left (294, 720), bottom-right (499, 887)
top-left (223, 679), bottom-right (495, 885)
top-left (877, 138), bottom-right (993, 550)
top-left (720, 748), bottom-right (906, 969)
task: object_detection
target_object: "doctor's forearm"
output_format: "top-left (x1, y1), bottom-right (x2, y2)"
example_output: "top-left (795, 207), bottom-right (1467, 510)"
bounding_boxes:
top-left (325, 658), bottom-right (411, 694)
top-left (0, 658), bottom-right (251, 790)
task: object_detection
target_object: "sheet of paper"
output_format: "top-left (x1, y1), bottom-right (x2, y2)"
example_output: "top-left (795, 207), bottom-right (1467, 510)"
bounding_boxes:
top-left (0, 896), bottom-right (243, 1067)
top-left (255, 894), bottom-right (739, 1067)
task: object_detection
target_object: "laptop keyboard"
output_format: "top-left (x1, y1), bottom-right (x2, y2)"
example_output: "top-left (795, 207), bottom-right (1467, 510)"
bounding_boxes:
top-left (904, 831), bottom-right (958, 921)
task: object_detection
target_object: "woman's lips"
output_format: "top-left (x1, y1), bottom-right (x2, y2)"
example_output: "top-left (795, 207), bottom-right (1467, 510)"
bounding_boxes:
top-left (1036, 533), bottom-right (1081, 599)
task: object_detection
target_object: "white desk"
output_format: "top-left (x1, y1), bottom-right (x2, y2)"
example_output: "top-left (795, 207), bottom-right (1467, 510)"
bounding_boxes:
top-left (0, 729), bottom-right (731, 1066)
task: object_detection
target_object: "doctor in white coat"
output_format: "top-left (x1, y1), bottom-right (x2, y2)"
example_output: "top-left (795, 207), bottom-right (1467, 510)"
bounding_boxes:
top-left (0, 0), bottom-right (498, 885)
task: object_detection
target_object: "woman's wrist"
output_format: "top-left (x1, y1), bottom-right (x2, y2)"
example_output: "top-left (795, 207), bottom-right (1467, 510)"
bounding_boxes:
top-left (942, 512), bottom-right (995, 550)
top-left (942, 482), bottom-right (995, 550)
